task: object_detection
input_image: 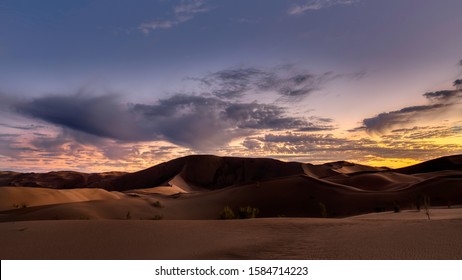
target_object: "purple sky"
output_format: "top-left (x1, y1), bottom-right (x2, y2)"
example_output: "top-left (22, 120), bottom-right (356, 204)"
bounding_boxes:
top-left (1, 0), bottom-right (461, 172)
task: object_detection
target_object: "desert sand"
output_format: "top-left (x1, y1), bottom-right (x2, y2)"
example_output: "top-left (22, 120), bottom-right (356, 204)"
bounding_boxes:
top-left (1, 209), bottom-right (461, 259)
top-left (1, 154), bottom-right (462, 259)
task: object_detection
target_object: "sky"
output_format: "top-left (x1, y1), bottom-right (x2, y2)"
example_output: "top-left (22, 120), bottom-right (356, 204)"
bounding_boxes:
top-left (1, 0), bottom-right (462, 172)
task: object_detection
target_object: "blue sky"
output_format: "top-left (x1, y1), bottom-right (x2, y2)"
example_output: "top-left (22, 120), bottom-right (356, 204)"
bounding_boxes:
top-left (1, 0), bottom-right (462, 171)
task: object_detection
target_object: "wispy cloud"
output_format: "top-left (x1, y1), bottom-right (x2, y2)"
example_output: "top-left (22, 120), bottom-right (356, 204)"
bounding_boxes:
top-left (139, 0), bottom-right (210, 34)
top-left (192, 65), bottom-right (339, 100)
top-left (288, 0), bottom-right (359, 15)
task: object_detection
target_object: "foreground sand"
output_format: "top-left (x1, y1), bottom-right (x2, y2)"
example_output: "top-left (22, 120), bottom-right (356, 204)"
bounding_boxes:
top-left (1, 209), bottom-right (461, 260)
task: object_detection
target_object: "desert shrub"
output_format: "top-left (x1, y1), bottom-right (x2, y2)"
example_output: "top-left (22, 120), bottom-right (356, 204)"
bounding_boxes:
top-left (151, 201), bottom-right (163, 208)
top-left (423, 195), bottom-right (431, 220)
top-left (238, 206), bottom-right (259, 219)
top-left (220, 206), bottom-right (260, 219)
top-left (150, 215), bottom-right (163, 220)
top-left (393, 203), bottom-right (401, 213)
top-left (318, 202), bottom-right (328, 218)
top-left (219, 206), bottom-right (236, 219)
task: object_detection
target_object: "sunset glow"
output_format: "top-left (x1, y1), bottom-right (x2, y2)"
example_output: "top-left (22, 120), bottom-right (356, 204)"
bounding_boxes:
top-left (1, 0), bottom-right (461, 172)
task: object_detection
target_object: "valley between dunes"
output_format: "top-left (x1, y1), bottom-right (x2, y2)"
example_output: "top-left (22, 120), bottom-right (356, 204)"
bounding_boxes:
top-left (1, 154), bottom-right (462, 259)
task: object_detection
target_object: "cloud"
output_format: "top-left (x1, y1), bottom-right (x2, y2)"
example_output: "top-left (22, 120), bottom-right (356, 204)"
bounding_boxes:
top-left (361, 104), bottom-right (449, 134)
top-left (12, 92), bottom-right (331, 151)
top-left (133, 94), bottom-right (331, 149)
top-left (0, 123), bottom-right (44, 130)
top-left (288, 0), bottom-right (359, 15)
top-left (16, 93), bottom-right (148, 141)
top-left (358, 88), bottom-right (462, 134)
top-left (139, 0), bottom-right (210, 34)
top-left (423, 90), bottom-right (462, 101)
top-left (138, 20), bottom-right (176, 33)
top-left (385, 125), bottom-right (462, 141)
top-left (194, 65), bottom-right (338, 100)
top-left (454, 79), bottom-right (462, 90)
top-left (0, 133), bottom-right (36, 159)
top-left (174, 0), bottom-right (209, 15)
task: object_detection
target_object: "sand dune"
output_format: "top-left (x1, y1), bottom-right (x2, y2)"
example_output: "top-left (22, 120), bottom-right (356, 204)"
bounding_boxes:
top-left (0, 186), bottom-right (123, 211)
top-left (1, 154), bottom-right (462, 222)
top-left (1, 172), bottom-right (461, 221)
top-left (393, 154), bottom-right (462, 174)
top-left (97, 155), bottom-right (304, 191)
top-left (325, 171), bottom-right (423, 191)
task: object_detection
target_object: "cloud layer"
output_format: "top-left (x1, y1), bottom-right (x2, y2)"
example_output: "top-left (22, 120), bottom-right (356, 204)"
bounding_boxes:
top-left (13, 92), bottom-right (331, 151)
top-left (139, 0), bottom-right (209, 34)
top-left (288, 0), bottom-right (359, 15)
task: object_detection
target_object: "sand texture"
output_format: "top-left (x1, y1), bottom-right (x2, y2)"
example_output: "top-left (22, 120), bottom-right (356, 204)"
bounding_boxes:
top-left (1, 210), bottom-right (461, 259)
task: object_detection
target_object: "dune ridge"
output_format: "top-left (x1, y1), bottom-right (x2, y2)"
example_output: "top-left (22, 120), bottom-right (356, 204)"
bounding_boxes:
top-left (0, 154), bottom-right (461, 221)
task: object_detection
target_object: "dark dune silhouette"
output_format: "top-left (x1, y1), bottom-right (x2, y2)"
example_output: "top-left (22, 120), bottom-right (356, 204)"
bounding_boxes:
top-left (393, 154), bottom-right (462, 174)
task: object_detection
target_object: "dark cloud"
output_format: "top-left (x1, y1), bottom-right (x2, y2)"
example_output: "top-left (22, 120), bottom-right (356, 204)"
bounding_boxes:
top-left (361, 104), bottom-right (448, 134)
top-left (194, 66), bottom-right (338, 100)
top-left (16, 94), bottom-right (147, 141)
top-left (199, 67), bottom-right (267, 99)
top-left (134, 94), bottom-right (333, 149)
top-left (222, 102), bottom-right (307, 129)
top-left (242, 138), bottom-right (262, 150)
top-left (454, 79), bottom-right (462, 90)
top-left (423, 90), bottom-right (461, 101)
top-left (359, 86), bottom-right (462, 134)
top-left (298, 126), bottom-right (333, 132)
top-left (261, 133), bottom-right (348, 145)
top-left (14, 93), bottom-right (332, 151)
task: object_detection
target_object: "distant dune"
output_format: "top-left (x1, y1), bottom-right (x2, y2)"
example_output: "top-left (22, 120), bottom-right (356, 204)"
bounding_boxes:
top-left (0, 171), bottom-right (125, 189)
